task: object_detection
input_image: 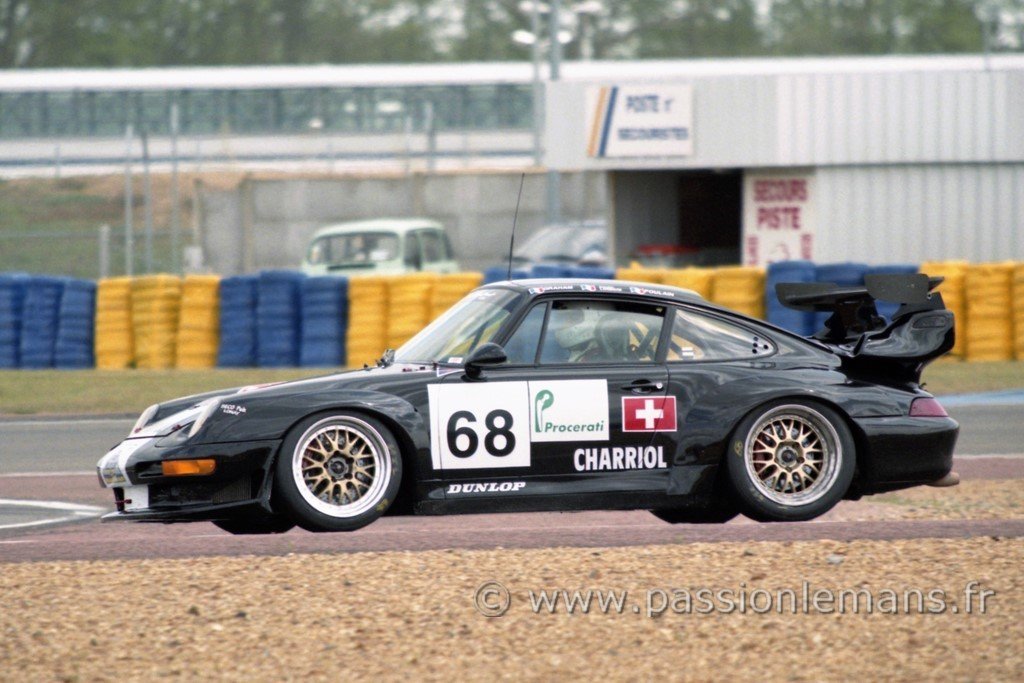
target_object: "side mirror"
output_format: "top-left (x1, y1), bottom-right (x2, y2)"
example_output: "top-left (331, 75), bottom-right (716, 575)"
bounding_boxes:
top-left (464, 343), bottom-right (507, 379)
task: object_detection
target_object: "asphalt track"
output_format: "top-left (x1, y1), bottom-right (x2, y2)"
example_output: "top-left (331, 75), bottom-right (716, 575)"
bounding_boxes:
top-left (0, 403), bottom-right (1021, 563)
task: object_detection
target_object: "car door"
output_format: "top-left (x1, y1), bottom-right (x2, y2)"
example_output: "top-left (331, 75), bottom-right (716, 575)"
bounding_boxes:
top-left (432, 296), bottom-right (674, 506)
top-left (662, 305), bottom-right (778, 494)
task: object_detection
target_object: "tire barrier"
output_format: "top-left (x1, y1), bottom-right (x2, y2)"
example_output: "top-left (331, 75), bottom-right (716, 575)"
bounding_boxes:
top-left (0, 273), bottom-right (29, 368)
top-left (300, 276), bottom-right (348, 367)
top-left (765, 261), bottom-right (817, 336)
top-left (346, 276), bottom-right (388, 369)
top-left (1015, 263), bottom-right (1024, 361)
top-left (176, 275), bottom-right (221, 369)
top-left (20, 276), bottom-right (67, 369)
top-left (430, 272), bottom-right (484, 321)
top-left (217, 275), bottom-right (258, 367)
top-left (662, 267), bottom-right (714, 299)
top-left (131, 275), bottom-right (181, 370)
top-left (483, 266), bottom-right (530, 284)
top-left (920, 261), bottom-right (968, 358)
top-left (710, 266), bottom-right (766, 320)
top-left (5, 261), bottom-right (1023, 369)
top-left (615, 266), bottom-right (667, 284)
top-left (54, 279), bottom-right (96, 369)
top-left (387, 273), bottom-right (438, 350)
top-left (256, 270), bottom-right (304, 368)
top-left (94, 277), bottom-right (134, 369)
top-left (965, 262), bottom-right (1015, 362)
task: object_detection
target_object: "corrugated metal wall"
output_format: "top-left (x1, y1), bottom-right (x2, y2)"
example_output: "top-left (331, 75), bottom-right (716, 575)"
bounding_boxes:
top-left (548, 62), bottom-right (1024, 169)
top-left (814, 163), bottom-right (1024, 264)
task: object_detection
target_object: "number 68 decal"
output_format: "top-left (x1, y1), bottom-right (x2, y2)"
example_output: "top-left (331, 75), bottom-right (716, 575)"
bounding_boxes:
top-left (428, 383), bottom-right (531, 470)
top-left (447, 409), bottom-right (516, 457)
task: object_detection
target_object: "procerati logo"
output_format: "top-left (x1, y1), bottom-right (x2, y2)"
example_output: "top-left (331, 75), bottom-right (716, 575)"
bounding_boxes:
top-left (532, 388), bottom-right (605, 436)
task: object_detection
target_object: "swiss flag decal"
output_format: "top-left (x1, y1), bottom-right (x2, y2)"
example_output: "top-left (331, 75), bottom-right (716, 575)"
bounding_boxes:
top-left (622, 396), bottom-right (677, 432)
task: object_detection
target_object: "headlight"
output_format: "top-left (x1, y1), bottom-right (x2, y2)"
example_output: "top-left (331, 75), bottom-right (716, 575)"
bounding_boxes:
top-left (131, 404), bottom-right (160, 435)
top-left (187, 398), bottom-right (222, 438)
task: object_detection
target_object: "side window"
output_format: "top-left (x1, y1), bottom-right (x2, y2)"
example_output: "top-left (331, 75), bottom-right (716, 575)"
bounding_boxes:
top-left (538, 300), bottom-right (665, 364)
top-left (667, 308), bottom-right (775, 361)
top-left (502, 303), bottom-right (546, 364)
top-left (403, 233), bottom-right (421, 269)
top-left (419, 230), bottom-right (444, 263)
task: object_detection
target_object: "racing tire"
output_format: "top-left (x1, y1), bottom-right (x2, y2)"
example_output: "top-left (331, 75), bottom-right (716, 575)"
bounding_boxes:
top-left (725, 399), bottom-right (855, 522)
top-left (212, 512), bottom-right (295, 535)
top-left (273, 412), bottom-right (403, 532)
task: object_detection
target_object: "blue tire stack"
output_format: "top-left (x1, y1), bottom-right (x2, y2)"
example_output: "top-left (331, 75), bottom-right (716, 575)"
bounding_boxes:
top-left (531, 264), bottom-right (574, 278)
top-left (866, 264), bottom-right (919, 321)
top-left (256, 270), bottom-right (304, 367)
top-left (569, 265), bottom-right (615, 280)
top-left (483, 266), bottom-right (530, 284)
top-left (814, 262), bottom-right (869, 330)
top-left (19, 276), bottom-right (66, 368)
top-left (765, 261), bottom-right (817, 336)
top-left (217, 275), bottom-right (258, 367)
top-left (0, 273), bottom-right (30, 368)
top-left (300, 276), bottom-right (348, 367)
top-left (54, 279), bottom-right (96, 368)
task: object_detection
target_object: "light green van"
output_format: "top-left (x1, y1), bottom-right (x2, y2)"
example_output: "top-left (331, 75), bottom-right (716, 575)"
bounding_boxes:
top-left (301, 218), bottom-right (459, 276)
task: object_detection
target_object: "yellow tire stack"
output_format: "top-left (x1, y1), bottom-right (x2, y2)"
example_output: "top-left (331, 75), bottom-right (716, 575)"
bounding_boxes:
top-left (662, 267), bottom-right (714, 299)
top-left (710, 266), bottom-right (766, 319)
top-left (615, 266), bottom-right (667, 284)
top-left (94, 277), bottom-right (134, 369)
top-left (176, 275), bottom-right (221, 369)
top-left (430, 272), bottom-right (484, 320)
top-left (1014, 263), bottom-right (1024, 361)
top-left (131, 274), bottom-right (182, 369)
top-left (387, 273), bottom-right (439, 349)
top-left (346, 276), bottom-right (389, 368)
top-left (920, 261), bottom-right (968, 358)
top-left (964, 262), bottom-right (1014, 362)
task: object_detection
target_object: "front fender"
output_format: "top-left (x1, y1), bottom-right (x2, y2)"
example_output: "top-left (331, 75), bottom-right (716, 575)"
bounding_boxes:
top-left (193, 389), bottom-right (429, 454)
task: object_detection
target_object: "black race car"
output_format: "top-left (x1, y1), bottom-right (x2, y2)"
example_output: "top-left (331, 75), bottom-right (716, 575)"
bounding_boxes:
top-left (97, 274), bottom-right (959, 534)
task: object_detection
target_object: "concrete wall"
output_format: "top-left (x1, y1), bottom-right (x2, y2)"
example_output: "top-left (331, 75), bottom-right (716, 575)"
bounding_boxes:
top-left (196, 170), bottom-right (608, 275)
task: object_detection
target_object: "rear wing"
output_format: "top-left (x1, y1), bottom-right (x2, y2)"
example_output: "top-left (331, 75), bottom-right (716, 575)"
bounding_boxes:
top-left (775, 273), bottom-right (953, 383)
top-left (776, 273), bottom-right (944, 343)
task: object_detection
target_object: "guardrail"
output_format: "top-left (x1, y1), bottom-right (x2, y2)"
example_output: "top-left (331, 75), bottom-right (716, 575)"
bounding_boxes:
top-left (0, 261), bottom-right (1021, 369)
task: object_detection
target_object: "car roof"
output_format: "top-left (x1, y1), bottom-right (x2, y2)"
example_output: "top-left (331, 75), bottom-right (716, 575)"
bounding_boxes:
top-left (311, 218), bottom-right (443, 239)
top-left (484, 278), bottom-right (706, 303)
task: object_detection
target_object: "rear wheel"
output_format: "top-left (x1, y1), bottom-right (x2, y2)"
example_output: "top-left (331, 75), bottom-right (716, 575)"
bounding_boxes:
top-left (273, 412), bottom-right (402, 532)
top-left (726, 400), bottom-right (855, 522)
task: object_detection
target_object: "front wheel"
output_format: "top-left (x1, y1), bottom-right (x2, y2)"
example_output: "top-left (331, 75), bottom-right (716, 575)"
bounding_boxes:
top-left (725, 400), bottom-right (855, 522)
top-left (273, 412), bottom-right (403, 532)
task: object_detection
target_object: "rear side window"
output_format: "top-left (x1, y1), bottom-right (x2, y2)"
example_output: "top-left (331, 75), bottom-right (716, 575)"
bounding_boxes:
top-left (668, 308), bottom-right (774, 361)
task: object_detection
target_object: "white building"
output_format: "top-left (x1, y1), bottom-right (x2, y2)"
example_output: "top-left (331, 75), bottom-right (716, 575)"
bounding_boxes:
top-left (544, 54), bottom-right (1024, 266)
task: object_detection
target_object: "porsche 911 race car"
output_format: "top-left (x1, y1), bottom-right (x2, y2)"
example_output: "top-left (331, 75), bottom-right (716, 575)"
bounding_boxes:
top-left (97, 273), bottom-right (959, 534)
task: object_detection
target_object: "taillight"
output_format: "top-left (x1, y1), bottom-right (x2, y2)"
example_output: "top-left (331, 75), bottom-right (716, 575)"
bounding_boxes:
top-left (909, 397), bottom-right (948, 417)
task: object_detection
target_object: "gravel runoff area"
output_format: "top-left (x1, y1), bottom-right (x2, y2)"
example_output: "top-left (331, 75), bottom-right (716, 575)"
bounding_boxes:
top-left (1, 537), bottom-right (1020, 682)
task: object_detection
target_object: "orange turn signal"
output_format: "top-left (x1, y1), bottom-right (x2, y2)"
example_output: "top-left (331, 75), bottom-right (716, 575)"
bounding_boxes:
top-left (161, 459), bottom-right (216, 477)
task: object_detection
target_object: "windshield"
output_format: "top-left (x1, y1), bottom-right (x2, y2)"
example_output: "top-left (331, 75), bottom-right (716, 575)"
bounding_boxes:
top-left (513, 224), bottom-right (606, 263)
top-left (308, 231), bottom-right (400, 266)
top-left (395, 288), bottom-right (521, 364)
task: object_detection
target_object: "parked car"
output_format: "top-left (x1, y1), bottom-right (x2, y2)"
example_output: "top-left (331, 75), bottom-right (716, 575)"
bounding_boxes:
top-left (301, 218), bottom-right (459, 276)
top-left (510, 220), bottom-right (608, 269)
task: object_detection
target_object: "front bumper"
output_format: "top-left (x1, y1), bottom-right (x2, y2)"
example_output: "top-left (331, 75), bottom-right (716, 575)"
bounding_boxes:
top-left (854, 415), bottom-right (959, 494)
top-left (100, 439), bottom-right (281, 523)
